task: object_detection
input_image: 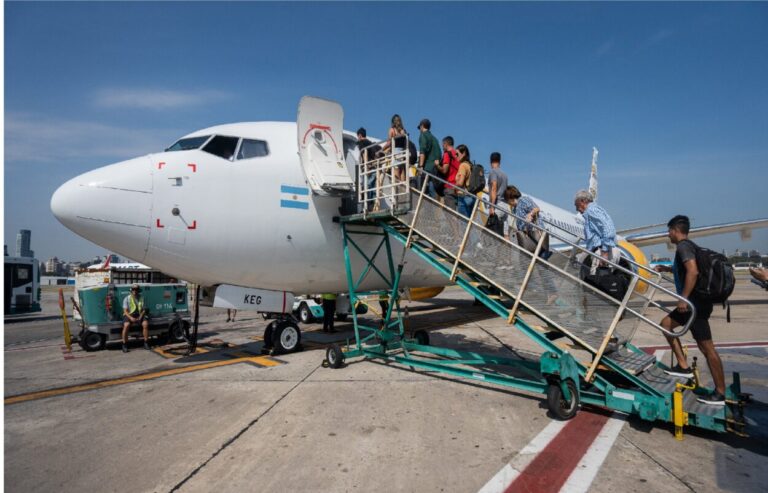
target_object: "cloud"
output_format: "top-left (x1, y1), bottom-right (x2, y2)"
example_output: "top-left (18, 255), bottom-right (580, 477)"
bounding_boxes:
top-left (93, 88), bottom-right (231, 110)
top-left (638, 28), bottom-right (675, 50)
top-left (594, 40), bottom-right (614, 58)
top-left (5, 112), bottom-right (180, 165)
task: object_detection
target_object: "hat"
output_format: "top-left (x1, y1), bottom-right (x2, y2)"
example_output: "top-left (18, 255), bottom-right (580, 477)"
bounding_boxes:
top-left (131, 283), bottom-right (141, 292)
top-left (418, 118), bottom-right (431, 130)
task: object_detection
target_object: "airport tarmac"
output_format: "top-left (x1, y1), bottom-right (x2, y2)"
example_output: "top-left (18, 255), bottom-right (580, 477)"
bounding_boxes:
top-left (4, 281), bottom-right (768, 492)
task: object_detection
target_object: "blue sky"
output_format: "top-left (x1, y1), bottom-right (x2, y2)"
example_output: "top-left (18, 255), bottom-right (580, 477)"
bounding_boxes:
top-left (4, 1), bottom-right (768, 264)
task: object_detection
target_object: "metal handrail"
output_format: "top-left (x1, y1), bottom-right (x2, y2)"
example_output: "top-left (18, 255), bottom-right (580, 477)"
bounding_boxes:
top-left (405, 168), bottom-right (695, 339)
top-left (357, 136), bottom-right (411, 213)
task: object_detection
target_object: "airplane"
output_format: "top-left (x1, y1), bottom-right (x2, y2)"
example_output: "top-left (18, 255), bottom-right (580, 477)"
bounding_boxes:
top-left (51, 96), bottom-right (768, 352)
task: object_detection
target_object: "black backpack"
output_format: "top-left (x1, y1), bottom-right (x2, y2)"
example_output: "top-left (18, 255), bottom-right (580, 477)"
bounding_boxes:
top-left (467, 162), bottom-right (485, 194)
top-left (684, 240), bottom-right (736, 321)
top-left (407, 139), bottom-right (418, 166)
top-left (585, 267), bottom-right (630, 301)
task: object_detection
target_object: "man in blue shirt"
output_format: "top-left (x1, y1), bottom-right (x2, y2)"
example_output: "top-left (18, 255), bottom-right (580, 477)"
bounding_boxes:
top-left (574, 189), bottom-right (619, 274)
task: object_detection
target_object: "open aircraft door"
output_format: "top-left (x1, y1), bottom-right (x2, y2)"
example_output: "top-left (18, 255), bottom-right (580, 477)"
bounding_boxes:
top-left (297, 96), bottom-right (354, 196)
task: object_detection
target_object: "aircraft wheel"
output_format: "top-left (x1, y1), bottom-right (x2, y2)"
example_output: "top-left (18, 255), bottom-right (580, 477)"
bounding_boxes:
top-left (298, 303), bottom-right (314, 324)
top-left (80, 331), bottom-right (106, 352)
top-left (273, 322), bottom-right (301, 354)
top-left (546, 379), bottom-right (579, 420)
top-left (326, 344), bottom-right (345, 369)
top-left (168, 321), bottom-right (187, 343)
top-left (414, 330), bottom-right (430, 346)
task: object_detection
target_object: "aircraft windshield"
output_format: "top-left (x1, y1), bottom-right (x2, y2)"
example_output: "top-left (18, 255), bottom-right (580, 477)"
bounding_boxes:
top-left (166, 135), bottom-right (211, 151)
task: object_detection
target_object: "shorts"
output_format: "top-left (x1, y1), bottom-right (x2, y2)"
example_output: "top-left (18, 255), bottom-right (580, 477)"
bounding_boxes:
top-left (123, 315), bottom-right (147, 324)
top-left (668, 298), bottom-right (713, 342)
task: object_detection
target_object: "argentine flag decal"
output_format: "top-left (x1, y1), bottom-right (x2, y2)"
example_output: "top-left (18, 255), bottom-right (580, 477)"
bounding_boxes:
top-left (280, 185), bottom-right (310, 210)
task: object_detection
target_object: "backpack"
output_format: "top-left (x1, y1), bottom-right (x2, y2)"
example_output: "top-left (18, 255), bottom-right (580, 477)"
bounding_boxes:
top-left (585, 267), bottom-right (630, 302)
top-left (683, 240), bottom-right (736, 321)
top-left (467, 162), bottom-right (485, 194)
top-left (407, 139), bottom-right (418, 166)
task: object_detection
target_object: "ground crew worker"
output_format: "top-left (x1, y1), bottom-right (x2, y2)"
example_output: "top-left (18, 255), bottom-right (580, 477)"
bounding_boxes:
top-left (122, 283), bottom-right (150, 352)
top-left (321, 293), bottom-right (337, 333)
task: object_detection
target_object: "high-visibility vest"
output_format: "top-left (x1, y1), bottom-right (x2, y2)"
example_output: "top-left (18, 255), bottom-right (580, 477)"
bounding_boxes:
top-left (128, 295), bottom-right (144, 314)
top-left (321, 293), bottom-right (337, 300)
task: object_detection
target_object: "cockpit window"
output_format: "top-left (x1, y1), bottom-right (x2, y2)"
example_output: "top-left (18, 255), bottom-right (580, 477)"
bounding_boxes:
top-left (166, 135), bottom-right (211, 151)
top-left (236, 139), bottom-right (269, 160)
top-left (202, 135), bottom-right (240, 161)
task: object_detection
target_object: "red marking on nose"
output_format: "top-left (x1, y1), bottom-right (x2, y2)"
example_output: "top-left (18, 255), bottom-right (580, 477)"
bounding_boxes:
top-left (187, 163), bottom-right (197, 172)
top-left (157, 162), bottom-right (165, 170)
top-left (187, 220), bottom-right (197, 230)
top-left (156, 219), bottom-right (165, 228)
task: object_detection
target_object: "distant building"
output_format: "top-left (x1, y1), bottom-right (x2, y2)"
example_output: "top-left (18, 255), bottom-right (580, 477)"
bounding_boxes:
top-left (749, 249), bottom-right (760, 257)
top-left (15, 229), bottom-right (33, 258)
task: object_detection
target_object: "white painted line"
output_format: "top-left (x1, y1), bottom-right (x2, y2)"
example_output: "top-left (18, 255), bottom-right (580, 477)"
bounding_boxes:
top-left (477, 419), bottom-right (567, 493)
top-left (559, 414), bottom-right (626, 493)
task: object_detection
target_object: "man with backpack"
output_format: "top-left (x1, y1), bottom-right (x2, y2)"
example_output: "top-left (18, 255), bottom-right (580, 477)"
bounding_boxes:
top-left (437, 136), bottom-right (461, 210)
top-left (487, 152), bottom-right (508, 235)
top-left (654, 215), bottom-right (727, 405)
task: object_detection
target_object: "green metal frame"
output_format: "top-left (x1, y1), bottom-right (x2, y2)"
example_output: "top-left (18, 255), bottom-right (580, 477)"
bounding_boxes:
top-left (336, 214), bottom-right (744, 436)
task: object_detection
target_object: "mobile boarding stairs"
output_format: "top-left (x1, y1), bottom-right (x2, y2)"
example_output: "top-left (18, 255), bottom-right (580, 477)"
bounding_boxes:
top-left (324, 139), bottom-right (749, 440)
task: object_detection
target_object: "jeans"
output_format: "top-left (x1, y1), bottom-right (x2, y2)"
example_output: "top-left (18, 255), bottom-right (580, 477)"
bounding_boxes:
top-left (457, 195), bottom-right (475, 218)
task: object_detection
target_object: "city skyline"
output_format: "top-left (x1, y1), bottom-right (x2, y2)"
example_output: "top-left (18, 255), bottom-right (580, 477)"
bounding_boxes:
top-left (5, 2), bottom-right (768, 263)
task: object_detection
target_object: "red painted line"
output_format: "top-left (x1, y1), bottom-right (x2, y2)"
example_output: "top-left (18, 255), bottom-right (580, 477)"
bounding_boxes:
top-left (301, 126), bottom-right (340, 153)
top-left (187, 163), bottom-right (197, 172)
top-left (505, 409), bottom-right (611, 493)
top-left (639, 340), bottom-right (768, 354)
top-left (309, 123), bottom-right (331, 131)
top-left (156, 219), bottom-right (164, 228)
top-left (157, 162), bottom-right (165, 169)
top-left (187, 220), bottom-right (197, 230)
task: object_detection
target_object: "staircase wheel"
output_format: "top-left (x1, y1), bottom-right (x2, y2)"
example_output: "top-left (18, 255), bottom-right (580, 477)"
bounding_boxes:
top-left (414, 330), bottom-right (430, 346)
top-left (546, 379), bottom-right (579, 420)
top-left (326, 344), bottom-right (345, 369)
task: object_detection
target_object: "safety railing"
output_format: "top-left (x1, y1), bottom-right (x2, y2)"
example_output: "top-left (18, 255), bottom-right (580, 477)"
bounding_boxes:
top-left (357, 137), bottom-right (411, 215)
top-left (391, 168), bottom-right (695, 380)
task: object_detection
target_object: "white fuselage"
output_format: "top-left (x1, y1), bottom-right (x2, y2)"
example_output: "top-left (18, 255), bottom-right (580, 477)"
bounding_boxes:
top-left (51, 122), bottom-right (454, 293)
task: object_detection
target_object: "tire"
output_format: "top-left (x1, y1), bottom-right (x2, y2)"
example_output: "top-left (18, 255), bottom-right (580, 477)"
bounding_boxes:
top-left (546, 380), bottom-right (579, 420)
top-left (80, 331), bottom-right (106, 352)
top-left (272, 322), bottom-right (301, 355)
top-left (264, 321), bottom-right (277, 349)
top-left (298, 303), bottom-right (314, 324)
top-left (414, 330), bottom-right (430, 346)
top-left (335, 313), bottom-right (348, 322)
top-left (168, 321), bottom-right (187, 343)
top-left (326, 344), bottom-right (345, 369)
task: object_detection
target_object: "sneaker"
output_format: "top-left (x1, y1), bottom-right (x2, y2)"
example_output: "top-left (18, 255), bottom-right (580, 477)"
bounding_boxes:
top-left (697, 392), bottom-right (726, 406)
top-left (122, 344), bottom-right (129, 353)
top-left (143, 342), bottom-right (151, 350)
top-left (664, 364), bottom-right (694, 378)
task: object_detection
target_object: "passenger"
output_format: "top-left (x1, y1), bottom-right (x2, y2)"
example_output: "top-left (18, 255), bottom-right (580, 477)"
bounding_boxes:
top-left (506, 186), bottom-right (557, 303)
top-left (437, 136), bottom-right (461, 210)
top-left (416, 118), bottom-right (443, 199)
top-left (226, 309), bottom-right (237, 323)
top-left (454, 144), bottom-right (475, 218)
top-left (573, 189), bottom-right (619, 275)
top-left (749, 266), bottom-right (768, 290)
top-left (487, 152), bottom-right (509, 233)
top-left (121, 283), bottom-right (150, 353)
top-left (356, 127), bottom-right (378, 210)
top-left (380, 114), bottom-right (408, 183)
top-left (654, 215), bottom-right (726, 405)
top-left (321, 293), bottom-right (337, 333)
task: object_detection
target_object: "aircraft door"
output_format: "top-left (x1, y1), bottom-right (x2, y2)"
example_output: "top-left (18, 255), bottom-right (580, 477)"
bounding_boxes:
top-left (297, 96), bottom-right (354, 196)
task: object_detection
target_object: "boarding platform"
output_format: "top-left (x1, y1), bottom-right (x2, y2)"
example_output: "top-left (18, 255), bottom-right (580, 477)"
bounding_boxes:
top-left (325, 138), bottom-right (750, 439)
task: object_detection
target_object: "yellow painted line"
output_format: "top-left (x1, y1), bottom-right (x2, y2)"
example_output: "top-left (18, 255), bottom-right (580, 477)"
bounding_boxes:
top-left (5, 355), bottom-right (282, 406)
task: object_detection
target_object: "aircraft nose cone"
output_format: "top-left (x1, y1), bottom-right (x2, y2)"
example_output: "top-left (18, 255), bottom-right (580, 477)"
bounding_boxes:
top-left (51, 156), bottom-right (154, 262)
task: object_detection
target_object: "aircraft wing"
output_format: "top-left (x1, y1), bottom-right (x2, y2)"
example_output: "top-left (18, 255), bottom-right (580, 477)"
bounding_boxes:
top-left (624, 218), bottom-right (768, 247)
top-left (616, 223), bottom-right (666, 236)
